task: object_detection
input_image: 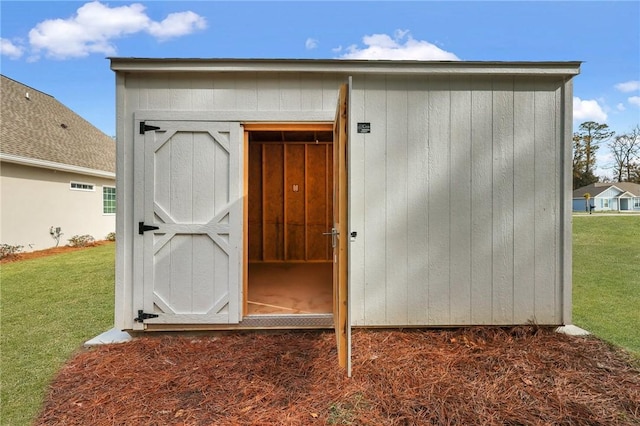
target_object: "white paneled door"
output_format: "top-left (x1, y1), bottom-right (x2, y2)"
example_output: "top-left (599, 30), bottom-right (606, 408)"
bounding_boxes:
top-left (133, 121), bottom-right (242, 328)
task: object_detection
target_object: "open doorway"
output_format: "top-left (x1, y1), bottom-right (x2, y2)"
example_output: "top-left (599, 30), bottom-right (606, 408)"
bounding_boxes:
top-left (245, 125), bottom-right (334, 315)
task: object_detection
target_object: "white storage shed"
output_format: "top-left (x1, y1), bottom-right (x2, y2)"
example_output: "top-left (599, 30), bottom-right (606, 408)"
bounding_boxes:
top-left (111, 58), bottom-right (580, 372)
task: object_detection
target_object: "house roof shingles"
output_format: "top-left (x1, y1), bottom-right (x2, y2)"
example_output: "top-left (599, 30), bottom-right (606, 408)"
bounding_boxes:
top-left (573, 182), bottom-right (640, 198)
top-left (0, 75), bottom-right (115, 173)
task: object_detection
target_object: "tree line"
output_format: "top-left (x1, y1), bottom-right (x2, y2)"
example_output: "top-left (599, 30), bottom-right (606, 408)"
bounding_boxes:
top-left (573, 121), bottom-right (640, 189)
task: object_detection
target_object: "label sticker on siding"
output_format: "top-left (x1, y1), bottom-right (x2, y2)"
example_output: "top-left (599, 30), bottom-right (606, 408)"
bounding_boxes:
top-left (357, 122), bottom-right (371, 133)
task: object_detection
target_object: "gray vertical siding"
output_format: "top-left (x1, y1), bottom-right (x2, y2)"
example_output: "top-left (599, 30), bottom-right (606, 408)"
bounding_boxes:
top-left (349, 74), bottom-right (569, 326)
top-left (359, 76), bottom-right (387, 324)
top-left (470, 78), bottom-right (493, 324)
top-left (512, 80), bottom-right (536, 323)
top-left (123, 73), bottom-right (345, 113)
top-left (385, 77), bottom-right (410, 324)
top-left (427, 76), bottom-right (451, 324)
top-left (115, 64), bottom-right (572, 330)
top-left (449, 76), bottom-right (472, 324)
top-left (406, 78), bottom-right (431, 325)
top-left (117, 72), bottom-right (343, 330)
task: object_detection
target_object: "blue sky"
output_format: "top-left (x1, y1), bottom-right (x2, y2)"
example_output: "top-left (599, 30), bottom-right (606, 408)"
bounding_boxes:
top-left (1, 1), bottom-right (639, 178)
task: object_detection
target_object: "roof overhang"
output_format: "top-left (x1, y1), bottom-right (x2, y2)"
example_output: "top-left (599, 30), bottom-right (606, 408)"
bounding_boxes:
top-left (110, 58), bottom-right (581, 77)
top-left (0, 153), bottom-right (115, 179)
top-left (616, 191), bottom-right (636, 198)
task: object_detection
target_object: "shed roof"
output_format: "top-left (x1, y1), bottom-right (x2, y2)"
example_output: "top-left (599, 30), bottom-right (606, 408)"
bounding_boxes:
top-left (0, 74), bottom-right (115, 175)
top-left (110, 58), bottom-right (581, 76)
top-left (573, 182), bottom-right (640, 198)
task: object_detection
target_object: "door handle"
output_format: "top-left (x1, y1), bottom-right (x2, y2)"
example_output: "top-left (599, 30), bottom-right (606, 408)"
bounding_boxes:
top-left (323, 228), bottom-right (338, 248)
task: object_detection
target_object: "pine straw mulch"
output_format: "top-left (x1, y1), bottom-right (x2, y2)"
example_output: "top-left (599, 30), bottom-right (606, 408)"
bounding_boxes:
top-left (36, 327), bottom-right (640, 426)
top-left (0, 241), bottom-right (112, 264)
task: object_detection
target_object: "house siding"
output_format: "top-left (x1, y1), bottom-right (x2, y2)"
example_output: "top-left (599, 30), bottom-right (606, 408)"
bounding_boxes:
top-left (0, 162), bottom-right (115, 251)
top-left (348, 75), bottom-right (568, 326)
top-left (600, 198), bottom-right (616, 210)
top-left (116, 72), bottom-right (347, 330)
top-left (113, 61), bottom-right (575, 330)
top-left (596, 187), bottom-right (620, 211)
top-left (123, 73), bottom-right (346, 113)
top-left (573, 198), bottom-right (590, 212)
top-left (599, 187), bottom-right (622, 199)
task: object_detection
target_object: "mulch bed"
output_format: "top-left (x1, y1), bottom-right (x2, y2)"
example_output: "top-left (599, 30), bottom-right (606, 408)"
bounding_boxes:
top-left (36, 326), bottom-right (639, 425)
top-left (0, 241), bottom-right (112, 264)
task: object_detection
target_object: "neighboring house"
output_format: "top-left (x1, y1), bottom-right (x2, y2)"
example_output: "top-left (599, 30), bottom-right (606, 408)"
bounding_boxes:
top-left (572, 182), bottom-right (640, 212)
top-left (0, 75), bottom-right (116, 252)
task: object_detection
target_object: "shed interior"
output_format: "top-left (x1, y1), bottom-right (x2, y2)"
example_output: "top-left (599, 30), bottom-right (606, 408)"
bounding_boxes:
top-left (246, 129), bottom-right (334, 315)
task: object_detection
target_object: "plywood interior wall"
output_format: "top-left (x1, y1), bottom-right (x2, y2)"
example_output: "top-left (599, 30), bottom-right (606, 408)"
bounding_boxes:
top-left (248, 132), bottom-right (333, 262)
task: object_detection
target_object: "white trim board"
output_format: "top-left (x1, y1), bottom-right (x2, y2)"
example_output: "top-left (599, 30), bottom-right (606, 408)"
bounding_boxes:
top-left (1, 153), bottom-right (115, 179)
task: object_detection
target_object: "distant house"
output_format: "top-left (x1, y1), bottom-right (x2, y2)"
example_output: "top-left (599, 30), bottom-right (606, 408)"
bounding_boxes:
top-left (0, 75), bottom-right (116, 251)
top-left (572, 182), bottom-right (640, 212)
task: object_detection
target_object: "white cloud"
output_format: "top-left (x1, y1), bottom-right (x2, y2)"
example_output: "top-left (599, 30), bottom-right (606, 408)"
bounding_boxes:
top-left (1, 38), bottom-right (24, 59)
top-left (629, 96), bottom-right (640, 107)
top-left (305, 38), bottom-right (318, 50)
top-left (27, 1), bottom-right (206, 59)
top-left (573, 97), bottom-right (607, 122)
top-left (616, 103), bottom-right (626, 111)
top-left (147, 11), bottom-right (206, 41)
top-left (615, 80), bottom-right (640, 93)
top-left (337, 30), bottom-right (459, 61)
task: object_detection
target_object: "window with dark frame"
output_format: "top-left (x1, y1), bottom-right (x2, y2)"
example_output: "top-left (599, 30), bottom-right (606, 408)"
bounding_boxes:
top-left (70, 181), bottom-right (94, 191)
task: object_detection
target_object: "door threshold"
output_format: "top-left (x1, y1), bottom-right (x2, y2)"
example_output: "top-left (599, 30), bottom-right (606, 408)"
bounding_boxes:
top-left (241, 313), bottom-right (333, 329)
top-left (142, 313), bottom-right (334, 331)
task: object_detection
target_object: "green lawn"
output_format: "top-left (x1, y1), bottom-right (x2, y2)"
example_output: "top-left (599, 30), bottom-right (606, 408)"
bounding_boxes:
top-left (1, 218), bottom-right (639, 424)
top-left (572, 216), bottom-right (640, 359)
top-left (1, 244), bottom-right (115, 425)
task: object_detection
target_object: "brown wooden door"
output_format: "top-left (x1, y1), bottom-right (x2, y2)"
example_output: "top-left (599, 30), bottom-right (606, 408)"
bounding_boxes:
top-left (332, 84), bottom-right (351, 375)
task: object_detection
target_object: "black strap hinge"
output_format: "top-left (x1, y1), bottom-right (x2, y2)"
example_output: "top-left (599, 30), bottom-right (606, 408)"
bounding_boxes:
top-left (139, 122), bottom-right (161, 134)
top-left (135, 310), bottom-right (159, 323)
top-left (139, 222), bottom-right (159, 235)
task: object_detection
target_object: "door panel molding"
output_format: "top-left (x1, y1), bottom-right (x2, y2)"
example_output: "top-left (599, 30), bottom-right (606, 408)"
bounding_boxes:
top-left (133, 120), bottom-right (243, 327)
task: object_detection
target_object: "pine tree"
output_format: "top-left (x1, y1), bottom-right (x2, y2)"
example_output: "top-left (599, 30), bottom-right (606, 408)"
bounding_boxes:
top-left (572, 121), bottom-right (614, 189)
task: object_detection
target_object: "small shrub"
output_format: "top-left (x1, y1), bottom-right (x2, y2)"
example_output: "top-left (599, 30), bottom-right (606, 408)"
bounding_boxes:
top-left (67, 235), bottom-right (95, 247)
top-left (0, 244), bottom-right (23, 259)
top-left (105, 232), bottom-right (116, 242)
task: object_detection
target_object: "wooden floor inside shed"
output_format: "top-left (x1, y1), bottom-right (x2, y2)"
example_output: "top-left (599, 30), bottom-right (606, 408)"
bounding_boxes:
top-left (247, 263), bottom-right (332, 315)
